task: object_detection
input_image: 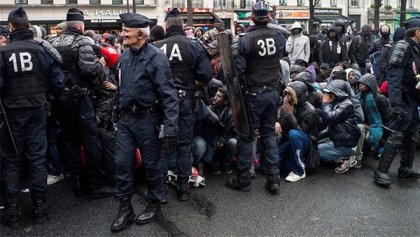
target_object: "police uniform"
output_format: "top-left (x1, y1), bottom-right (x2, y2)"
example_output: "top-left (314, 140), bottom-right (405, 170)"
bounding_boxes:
top-left (153, 8), bottom-right (213, 201)
top-left (111, 13), bottom-right (179, 232)
top-left (374, 17), bottom-right (420, 187)
top-left (227, 2), bottom-right (286, 193)
top-left (0, 7), bottom-right (65, 227)
top-left (51, 8), bottom-right (113, 198)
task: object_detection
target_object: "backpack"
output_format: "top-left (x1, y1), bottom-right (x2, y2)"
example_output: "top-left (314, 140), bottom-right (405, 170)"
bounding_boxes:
top-left (369, 50), bottom-right (381, 77)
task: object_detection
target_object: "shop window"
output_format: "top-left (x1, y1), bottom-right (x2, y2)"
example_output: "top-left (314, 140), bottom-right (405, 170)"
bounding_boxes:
top-left (350, 0), bottom-right (358, 7)
top-left (297, 0), bottom-right (305, 6)
top-left (41, 0), bottom-right (53, 3)
top-left (279, 0), bottom-right (287, 6)
top-left (112, 0), bottom-right (123, 4)
top-left (172, 0), bottom-right (186, 8)
top-left (216, 0), bottom-right (234, 9)
top-left (66, 0), bottom-right (77, 3)
top-left (15, 0), bottom-right (28, 4)
top-left (330, 0), bottom-right (336, 7)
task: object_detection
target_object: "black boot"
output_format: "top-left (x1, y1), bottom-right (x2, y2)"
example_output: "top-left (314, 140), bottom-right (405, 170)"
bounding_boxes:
top-left (398, 167), bottom-right (420, 178)
top-left (374, 172), bottom-right (391, 188)
top-left (91, 185), bottom-right (115, 199)
top-left (111, 198), bottom-right (135, 232)
top-left (265, 175), bottom-right (280, 194)
top-left (226, 172), bottom-right (251, 192)
top-left (136, 203), bottom-right (161, 225)
top-left (5, 202), bottom-right (19, 228)
top-left (176, 177), bottom-right (189, 201)
top-left (33, 200), bottom-right (47, 224)
top-left (73, 175), bottom-right (84, 197)
top-left (374, 142), bottom-right (398, 187)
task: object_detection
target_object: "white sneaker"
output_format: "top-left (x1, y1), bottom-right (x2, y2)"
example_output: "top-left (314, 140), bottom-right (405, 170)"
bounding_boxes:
top-left (47, 174), bottom-right (64, 186)
top-left (285, 172), bottom-right (306, 182)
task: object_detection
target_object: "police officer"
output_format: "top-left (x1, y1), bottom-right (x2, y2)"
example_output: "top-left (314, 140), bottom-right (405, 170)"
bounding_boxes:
top-left (153, 9), bottom-right (213, 201)
top-left (110, 13), bottom-right (179, 232)
top-left (374, 17), bottom-right (420, 187)
top-left (51, 8), bottom-right (114, 198)
top-left (227, 2), bottom-right (286, 193)
top-left (0, 7), bottom-right (65, 227)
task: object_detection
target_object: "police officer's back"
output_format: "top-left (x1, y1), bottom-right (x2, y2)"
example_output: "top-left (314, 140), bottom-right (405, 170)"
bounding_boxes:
top-left (227, 2), bottom-right (286, 194)
top-left (153, 8), bottom-right (213, 201)
top-left (51, 8), bottom-right (114, 198)
top-left (0, 7), bottom-right (64, 227)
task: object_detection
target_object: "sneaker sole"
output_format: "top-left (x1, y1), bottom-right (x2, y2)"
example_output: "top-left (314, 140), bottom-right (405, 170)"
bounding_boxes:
top-left (135, 213), bottom-right (160, 225)
top-left (335, 166), bottom-right (349, 174)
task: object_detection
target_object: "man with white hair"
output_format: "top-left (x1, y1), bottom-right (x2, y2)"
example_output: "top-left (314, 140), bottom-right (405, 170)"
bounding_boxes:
top-left (110, 13), bottom-right (179, 232)
top-left (51, 8), bottom-right (114, 199)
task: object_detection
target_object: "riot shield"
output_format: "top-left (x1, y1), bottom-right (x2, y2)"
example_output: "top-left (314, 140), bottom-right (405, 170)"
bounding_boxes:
top-left (216, 33), bottom-right (252, 140)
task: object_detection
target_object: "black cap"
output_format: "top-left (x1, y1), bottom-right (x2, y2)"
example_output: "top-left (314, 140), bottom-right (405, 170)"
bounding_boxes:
top-left (165, 8), bottom-right (181, 20)
top-left (66, 8), bottom-right (84, 21)
top-left (8, 7), bottom-right (28, 22)
top-left (0, 25), bottom-right (9, 37)
top-left (120, 13), bottom-right (152, 28)
top-left (403, 16), bottom-right (420, 30)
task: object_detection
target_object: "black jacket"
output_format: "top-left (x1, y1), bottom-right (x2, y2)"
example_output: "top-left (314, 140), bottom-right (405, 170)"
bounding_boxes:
top-left (348, 34), bottom-right (371, 67)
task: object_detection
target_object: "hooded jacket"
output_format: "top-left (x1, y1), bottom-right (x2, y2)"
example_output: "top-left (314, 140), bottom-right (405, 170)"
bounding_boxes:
top-left (320, 80), bottom-right (361, 148)
top-left (319, 27), bottom-right (348, 67)
top-left (348, 33), bottom-right (372, 67)
top-left (357, 74), bottom-right (383, 148)
top-left (286, 22), bottom-right (310, 64)
top-left (295, 72), bottom-right (323, 108)
top-left (358, 73), bottom-right (390, 126)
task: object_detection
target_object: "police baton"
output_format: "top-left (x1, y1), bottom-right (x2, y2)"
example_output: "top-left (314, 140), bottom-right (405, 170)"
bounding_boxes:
top-left (0, 100), bottom-right (19, 157)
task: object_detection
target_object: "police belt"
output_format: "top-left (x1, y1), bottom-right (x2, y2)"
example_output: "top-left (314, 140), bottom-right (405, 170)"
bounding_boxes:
top-left (123, 104), bottom-right (156, 117)
top-left (246, 85), bottom-right (277, 94)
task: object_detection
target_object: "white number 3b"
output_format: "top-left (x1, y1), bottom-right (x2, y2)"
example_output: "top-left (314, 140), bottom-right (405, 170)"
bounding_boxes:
top-left (257, 38), bottom-right (276, 56)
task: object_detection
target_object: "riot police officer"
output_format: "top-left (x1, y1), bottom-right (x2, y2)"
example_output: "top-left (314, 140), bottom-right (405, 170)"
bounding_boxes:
top-left (0, 7), bottom-right (65, 227)
top-left (110, 13), bottom-right (179, 232)
top-left (51, 8), bottom-right (114, 198)
top-left (374, 17), bottom-right (420, 187)
top-left (153, 8), bottom-right (213, 201)
top-left (227, 2), bottom-right (286, 193)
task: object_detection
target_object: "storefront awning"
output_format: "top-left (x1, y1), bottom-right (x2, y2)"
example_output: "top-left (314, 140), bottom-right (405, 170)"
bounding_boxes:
top-left (313, 14), bottom-right (353, 23)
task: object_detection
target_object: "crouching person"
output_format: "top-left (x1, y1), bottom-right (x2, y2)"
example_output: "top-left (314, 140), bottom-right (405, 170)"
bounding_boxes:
top-left (318, 80), bottom-right (361, 174)
top-left (276, 81), bottom-right (319, 182)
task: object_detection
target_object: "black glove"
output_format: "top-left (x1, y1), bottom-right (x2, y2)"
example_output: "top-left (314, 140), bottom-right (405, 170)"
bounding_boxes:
top-left (162, 136), bottom-right (178, 150)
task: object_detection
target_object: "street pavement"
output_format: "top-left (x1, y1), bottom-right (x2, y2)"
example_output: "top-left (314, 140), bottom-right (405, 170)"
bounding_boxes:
top-left (1, 150), bottom-right (419, 236)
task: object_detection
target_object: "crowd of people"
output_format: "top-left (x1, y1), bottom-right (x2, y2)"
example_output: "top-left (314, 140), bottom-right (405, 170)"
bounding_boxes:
top-left (0, 2), bottom-right (419, 232)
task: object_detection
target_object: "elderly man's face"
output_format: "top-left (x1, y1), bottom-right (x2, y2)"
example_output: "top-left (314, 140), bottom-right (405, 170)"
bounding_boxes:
top-left (121, 26), bottom-right (143, 47)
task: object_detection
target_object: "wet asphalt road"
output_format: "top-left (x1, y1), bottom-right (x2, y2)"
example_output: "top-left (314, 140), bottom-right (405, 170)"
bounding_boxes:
top-left (1, 151), bottom-right (419, 237)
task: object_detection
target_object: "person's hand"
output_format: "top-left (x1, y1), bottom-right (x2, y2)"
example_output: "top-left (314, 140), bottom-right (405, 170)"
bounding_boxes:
top-left (98, 57), bottom-right (106, 68)
top-left (322, 93), bottom-right (332, 103)
top-left (102, 81), bottom-right (117, 91)
top-left (275, 122), bottom-right (282, 136)
top-left (162, 136), bottom-right (177, 150)
top-left (283, 95), bottom-right (294, 114)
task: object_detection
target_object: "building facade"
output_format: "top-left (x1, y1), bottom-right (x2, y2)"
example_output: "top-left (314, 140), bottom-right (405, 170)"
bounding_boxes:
top-left (0, 0), bottom-right (418, 34)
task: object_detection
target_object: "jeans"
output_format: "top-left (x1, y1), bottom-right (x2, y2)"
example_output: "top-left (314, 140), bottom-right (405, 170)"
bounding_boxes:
top-left (46, 116), bottom-right (62, 176)
top-left (318, 141), bottom-right (353, 163)
top-left (278, 130), bottom-right (310, 176)
top-left (353, 124), bottom-right (365, 161)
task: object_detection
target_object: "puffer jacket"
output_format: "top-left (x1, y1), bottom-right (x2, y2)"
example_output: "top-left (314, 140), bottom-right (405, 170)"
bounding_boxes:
top-left (348, 34), bottom-right (371, 67)
top-left (321, 80), bottom-right (361, 148)
top-left (295, 72), bottom-right (323, 108)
